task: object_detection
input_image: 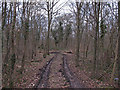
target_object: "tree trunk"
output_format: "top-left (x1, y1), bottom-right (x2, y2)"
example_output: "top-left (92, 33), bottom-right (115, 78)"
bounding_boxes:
top-left (110, 40), bottom-right (118, 84)
top-left (3, 2), bottom-right (12, 69)
top-left (86, 40), bottom-right (90, 58)
top-left (65, 38), bottom-right (68, 48)
top-left (47, 2), bottom-right (50, 55)
top-left (20, 2), bottom-right (30, 74)
top-left (75, 2), bottom-right (81, 67)
top-left (9, 2), bottom-right (16, 88)
top-left (118, 1), bottom-right (120, 87)
top-left (2, 2), bottom-right (7, 52)
top-left (93, 2), bottom-right (100, 77)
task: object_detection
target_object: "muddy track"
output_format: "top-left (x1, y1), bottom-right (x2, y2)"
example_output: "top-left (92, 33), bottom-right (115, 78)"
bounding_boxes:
top-left (34, 54), bottom-right (57, 88)
top-left (48, 53), bottom-right (70, 88)
top-left (63, 54), bottom-right (84, 88)
top-left (34, 52), bottom-right (84, 88)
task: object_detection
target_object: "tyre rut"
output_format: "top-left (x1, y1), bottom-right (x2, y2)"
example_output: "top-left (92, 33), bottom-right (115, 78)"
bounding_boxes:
top-left (34, 52), bottom-right (84, 88)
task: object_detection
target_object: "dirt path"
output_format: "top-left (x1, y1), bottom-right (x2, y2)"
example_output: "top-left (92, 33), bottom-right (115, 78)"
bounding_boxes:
top-left (34, 52), bottom-right (85, 88)
top-left (34, 55), bottom-right (56, 88)
top-left (63, 54), bottom-right (85, 88)
top-left (48, 54), bottom-right (70, 88)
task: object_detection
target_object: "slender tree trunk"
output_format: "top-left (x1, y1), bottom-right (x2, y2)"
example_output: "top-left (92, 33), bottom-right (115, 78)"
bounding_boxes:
top-left (118, 1), bottom-right (120, 87)
top-left (93, 2), bottom-right (100, 76)
top-left (20, 1), bottom-right (25, 74)
top-left (100, 3), bottom-right (104, 69)
top-left (97, 2), bottom-right (100, 69)
top-left (2, 2), bottom-right (9, 87)
top-left (86, 40), bottom-right (90, 58)
top-left (93, 2), bottom-right (97, 75)
top-left (84, 20), bottom-right (88, 58)
top-left (20, 2), bottom-right (30, 74)
top-left (75, 2), bottom-right (81, 67)
top-left (4, 2), bottom-right (12, 67)
top-left (21, 38), bottom-right (27, 74)
top-left (65, 38), bottom-right (68, 48)
top-left (110, 40), bottom-right (118, 84)
top-left (2, 2), bottom-right (7, 30)
top-left (2, 2), bottom-right (7, 52)
top-left (9, 2), bottom-right (16, 88)
top-left (47, 2), bottom-right (50, 55)
top-left (39, 17), bottom-right (42, 50)
top-left (101, 3), bottom-right (104, 50)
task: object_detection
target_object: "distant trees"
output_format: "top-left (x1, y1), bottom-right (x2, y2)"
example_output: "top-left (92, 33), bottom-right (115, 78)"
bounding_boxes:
top-left (52, 21), bottom-right (63, 48)
top-left (51, 14), bottom-right (72, 49)
top-left (64, 23), bottom-right (72, 48)
top-left (58, 21), bottom-right (64, 47)
top-left (52, 27), bottom-right (59, 48)
top-left (45, 0), bottom-right (59, 55)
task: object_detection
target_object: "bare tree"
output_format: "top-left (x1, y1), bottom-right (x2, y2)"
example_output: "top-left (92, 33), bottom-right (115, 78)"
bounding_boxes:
top-left (93, 2), bottom-right (100, 76)
top-left (75, 2), bottom-right (83, 67)
top-left (20, 1), bottom-right (30, 74)
top-left (9, 2), bottom-right (16, 88)
top-left (46, 0), bottom-right (59, 55)
top-left (43, 0), bottom-right (66, 55)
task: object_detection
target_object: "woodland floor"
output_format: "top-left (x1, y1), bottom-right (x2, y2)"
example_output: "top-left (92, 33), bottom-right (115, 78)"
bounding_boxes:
top-left (12, 50), bottom-right (115, 88)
